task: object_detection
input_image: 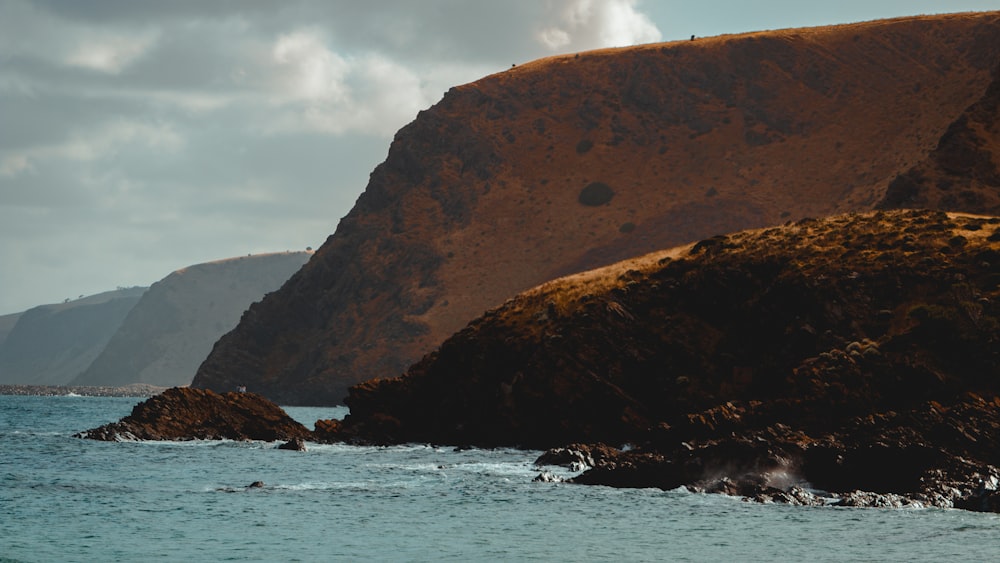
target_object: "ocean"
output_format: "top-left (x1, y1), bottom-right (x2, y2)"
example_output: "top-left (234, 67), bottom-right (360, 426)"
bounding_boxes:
top-left (2, 395), bottom-right (998, 562)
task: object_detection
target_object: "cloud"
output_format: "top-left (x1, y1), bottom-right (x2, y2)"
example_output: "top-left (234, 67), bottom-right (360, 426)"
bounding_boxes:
top-left (538, 0), bottom-right (662, 51)
top-left (0, 0), bottom-right (159, 74)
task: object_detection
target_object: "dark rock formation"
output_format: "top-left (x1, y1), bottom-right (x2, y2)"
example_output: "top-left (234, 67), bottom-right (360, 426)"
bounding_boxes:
top-left (322, 210), bottom-right (1000, 510)
top-left (278, 437), bottom-right (307, 451)
top-left (75, 387), bottom-right (311, 442)
top-left (193, 13), bottom-right (1000, 405)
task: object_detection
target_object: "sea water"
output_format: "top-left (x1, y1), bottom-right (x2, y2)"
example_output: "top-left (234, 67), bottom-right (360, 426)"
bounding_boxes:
top-left (2, 395), bottom-right (998, 562)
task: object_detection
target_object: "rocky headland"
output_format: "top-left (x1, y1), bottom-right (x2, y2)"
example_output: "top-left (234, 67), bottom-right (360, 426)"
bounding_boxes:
top-left (319, 210), bottom-right (1000, 510)
top-left (193, 12), bottom-right (1000, 405)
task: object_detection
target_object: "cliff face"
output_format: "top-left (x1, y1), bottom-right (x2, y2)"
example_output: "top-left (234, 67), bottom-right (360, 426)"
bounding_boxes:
top-left (72, 252), bottom-right (311, 388)
top-left (0, 288), bottom-right (146, 385)
top-left (193, 12), bottom-right (1000, 405)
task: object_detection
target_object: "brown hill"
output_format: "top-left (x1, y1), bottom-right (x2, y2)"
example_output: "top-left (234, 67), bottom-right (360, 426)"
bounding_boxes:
top-left (193, 12), bottom-right (1000, 405)
top-left (72, 252), bottom-right (311, 388)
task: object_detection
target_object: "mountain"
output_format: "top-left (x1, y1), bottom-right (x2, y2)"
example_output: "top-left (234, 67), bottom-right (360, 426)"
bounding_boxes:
top-left (193, 12), bottom-right (1000, 405)
top-left (0, 288), bottom-right (147, 385)
top-left (71, 252), bottom-right (311, 388)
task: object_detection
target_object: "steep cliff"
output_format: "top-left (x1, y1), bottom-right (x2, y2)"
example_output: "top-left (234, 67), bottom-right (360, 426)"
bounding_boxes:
top-left (193, 12), bottom-right (1000, 405)
top-left (72, 252), bottom-right (311, 388)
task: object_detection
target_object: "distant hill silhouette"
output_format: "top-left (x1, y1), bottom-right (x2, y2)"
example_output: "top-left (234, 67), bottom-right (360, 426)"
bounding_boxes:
top-left (191, 12), bottom-right (1000, 405)
top-left (0, 288), bottom-right (146, 385)
top-left (71, 252), bottom-right (311, 388)
top-left (0, 311), bottom-right (23, 347)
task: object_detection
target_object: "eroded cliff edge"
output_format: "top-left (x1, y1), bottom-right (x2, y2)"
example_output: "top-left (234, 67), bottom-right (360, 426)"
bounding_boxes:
top-left (194, 12), bottom-right (1000, 405)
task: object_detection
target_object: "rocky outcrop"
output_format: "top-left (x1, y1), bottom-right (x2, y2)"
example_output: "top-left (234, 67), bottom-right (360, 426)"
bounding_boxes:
top-left (322, 209), bottom-right (1000, 510)
top-left (193, 13), bottom-right (1000, 405)
top-left (75, 387), bottom-right (311, 442)
top-left (72, 252), bottom-right (311, 388)
top-left (0, 288), bottom-right (146, 385)
top-left (539, 395), bottom-right (1000, 510)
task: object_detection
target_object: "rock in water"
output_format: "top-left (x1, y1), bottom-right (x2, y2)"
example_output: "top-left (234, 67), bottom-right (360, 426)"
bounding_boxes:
top-left (75, 387), bottom-right (311, 442)
top-left (277, 437), bottom-right (307, 451)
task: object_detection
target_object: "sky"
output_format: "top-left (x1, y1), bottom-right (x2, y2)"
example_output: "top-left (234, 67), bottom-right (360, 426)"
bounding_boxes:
top-left (1, 0), bottom-right (997, 315)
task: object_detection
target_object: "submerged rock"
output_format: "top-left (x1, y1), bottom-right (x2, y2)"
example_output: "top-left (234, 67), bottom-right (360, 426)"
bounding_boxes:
top-left (278, 437), bottom-right (307, 451)
top-left (75, 387), bottom-right (311, 442)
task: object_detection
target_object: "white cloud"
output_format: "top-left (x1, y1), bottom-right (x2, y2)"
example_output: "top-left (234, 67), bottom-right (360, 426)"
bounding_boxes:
top-left (263, 30), bottom-right (435, 136)
top-left (65, 30), bottom-right (159, 74)
top-left (538, 26), bottom-right (572, 49)
top-left (0, 154), bottom-right (32, 177)
top-left (537, 0), bottom-right (662, 52)
top-left (0, 0), bottom-right (158, 74)
top-left (271, 29), bottom-right (351, 103)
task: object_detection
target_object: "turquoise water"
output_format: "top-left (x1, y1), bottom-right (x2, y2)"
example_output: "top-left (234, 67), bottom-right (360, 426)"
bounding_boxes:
top-left (2, 395), bottom-right (999, 562)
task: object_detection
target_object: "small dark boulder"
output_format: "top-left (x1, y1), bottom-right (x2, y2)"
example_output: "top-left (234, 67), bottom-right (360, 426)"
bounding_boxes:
top-left (278, 437), bottom-right (307, 451)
